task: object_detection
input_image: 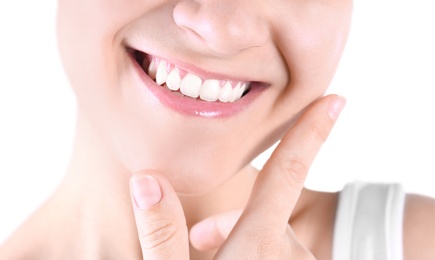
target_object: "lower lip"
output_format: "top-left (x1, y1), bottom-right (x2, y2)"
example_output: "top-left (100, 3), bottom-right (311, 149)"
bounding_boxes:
top-left (128, 53), bottom-right (265, 118)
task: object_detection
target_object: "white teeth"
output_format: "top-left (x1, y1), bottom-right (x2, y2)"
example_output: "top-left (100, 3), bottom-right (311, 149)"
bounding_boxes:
top-left (200, 80), bottom-right (220, 101)
top-left (147, 59), bottom-right (156, 80)
top-left (238, 83), bottom-right (248, 99)
top-left (231, 82), bottom-right (242, 102)
top-left (180, 73), bottom-right (202, 98)
top-left (233, 82), bottom-right (248, 101)
top-left (156, 61), bottom-right (168, 85)
top-left (166, 68), bottom-right (181, 91)
top-left (219, 81), bottom-right (232, 102)
top-left (145, 57), bottom-right (250, 102)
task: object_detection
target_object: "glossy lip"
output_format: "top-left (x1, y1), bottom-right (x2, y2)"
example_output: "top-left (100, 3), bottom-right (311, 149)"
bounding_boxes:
top-left (127, 49), bottom-right (268, 118)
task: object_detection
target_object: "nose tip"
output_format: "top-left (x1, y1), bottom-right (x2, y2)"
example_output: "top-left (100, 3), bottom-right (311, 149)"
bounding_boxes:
top-left (173, 0), bottom-right (269, 56)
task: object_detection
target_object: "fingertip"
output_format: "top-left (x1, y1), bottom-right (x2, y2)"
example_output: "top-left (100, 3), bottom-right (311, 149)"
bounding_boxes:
top-left (130, 175), bottom-right (162, 210)
top-left (190, 221), bottom-right (225, 252)
top-left (328, 95), bottom-right (346, 120)
top-left (189, 219), bottom-right (216, 251)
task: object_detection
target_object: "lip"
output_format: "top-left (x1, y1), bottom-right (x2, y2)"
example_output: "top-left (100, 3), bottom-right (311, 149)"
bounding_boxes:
top-left (126, 49), bottom-right (267, 118)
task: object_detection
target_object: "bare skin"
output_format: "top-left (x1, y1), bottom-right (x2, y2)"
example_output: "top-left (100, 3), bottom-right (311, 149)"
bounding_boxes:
top-left (2, 0), bottom-right (435, 259)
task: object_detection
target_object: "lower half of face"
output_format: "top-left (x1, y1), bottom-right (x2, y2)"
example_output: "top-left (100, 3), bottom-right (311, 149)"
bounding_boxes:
top-left (57, 0), bottom-right (352, 194)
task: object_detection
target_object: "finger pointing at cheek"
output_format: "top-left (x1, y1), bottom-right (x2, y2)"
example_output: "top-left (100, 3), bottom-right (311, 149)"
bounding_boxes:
top-left (129, 172), bottom-right (189, 259)
top-left (216, 95), bottom-right (345, 258)
top-left (248, 95), bottom-right (345, 228)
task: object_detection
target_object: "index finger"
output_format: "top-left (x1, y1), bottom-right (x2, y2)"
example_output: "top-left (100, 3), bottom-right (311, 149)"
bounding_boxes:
top-left (239, 95), bottom-right (345, 231)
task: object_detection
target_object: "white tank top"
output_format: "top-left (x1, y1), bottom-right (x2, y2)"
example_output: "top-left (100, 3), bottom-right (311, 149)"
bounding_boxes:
top-left (332, 182), bottom-right (405, 260)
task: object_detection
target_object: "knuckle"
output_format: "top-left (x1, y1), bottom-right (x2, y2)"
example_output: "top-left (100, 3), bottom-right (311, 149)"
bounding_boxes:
top-left (308, 120), bottom-right (330, 143)
top-left (279, 156), bottom-right (309, 189)
top-left (138, 217), bottom-right (180, 250)
top-left (260, 240), bottom-right (287, 258)
top-left (249, 236), bottom-right (308, 260)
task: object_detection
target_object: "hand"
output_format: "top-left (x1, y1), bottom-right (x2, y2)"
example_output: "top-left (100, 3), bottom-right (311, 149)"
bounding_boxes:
top-left (129, 95), bottom-right (346, 259)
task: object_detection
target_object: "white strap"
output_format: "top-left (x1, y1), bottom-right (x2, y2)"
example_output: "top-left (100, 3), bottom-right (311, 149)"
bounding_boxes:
top-left (332, 182), bottom-right (405, 260)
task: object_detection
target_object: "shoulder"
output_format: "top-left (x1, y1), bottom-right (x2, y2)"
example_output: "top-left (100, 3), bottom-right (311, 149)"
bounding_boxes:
top-left (291, 189), bottom-right (338, 259)
top-left (403, 193), bottom-right (435, 259)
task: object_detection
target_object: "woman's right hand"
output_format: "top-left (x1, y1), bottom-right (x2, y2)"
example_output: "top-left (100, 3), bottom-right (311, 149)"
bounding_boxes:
top-left (129, 94), bottom-right (345, 259)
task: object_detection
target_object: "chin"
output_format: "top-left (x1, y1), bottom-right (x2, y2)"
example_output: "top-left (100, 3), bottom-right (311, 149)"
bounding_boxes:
top-left (118, 140), bottom-right (253, 195)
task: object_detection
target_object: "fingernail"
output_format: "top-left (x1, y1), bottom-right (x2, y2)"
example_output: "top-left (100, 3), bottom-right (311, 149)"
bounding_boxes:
top-left (328, 96), bottom-right (346, 120)
top-left (130, 175), bottom-right (162, 209)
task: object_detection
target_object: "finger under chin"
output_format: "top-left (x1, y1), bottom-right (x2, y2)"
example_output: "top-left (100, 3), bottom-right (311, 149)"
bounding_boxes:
top-left (130, 171), bottom-right (190, 259)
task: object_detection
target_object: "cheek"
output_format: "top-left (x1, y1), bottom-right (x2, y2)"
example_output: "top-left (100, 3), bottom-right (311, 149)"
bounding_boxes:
top-left (56, 0), bottom-right (137, 135)
top-left (273, 2), bottom-right (352, 100)
top-left (254, 3), bottom-right (353, 156)
top-left (56, 0), bottom-right (146, 97)
top-left (57, 1), bottom-right (112, 102)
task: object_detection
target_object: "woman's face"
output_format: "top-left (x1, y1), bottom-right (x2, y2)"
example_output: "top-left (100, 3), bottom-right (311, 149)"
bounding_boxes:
top-left (57, 0), bottom-right (352, 194)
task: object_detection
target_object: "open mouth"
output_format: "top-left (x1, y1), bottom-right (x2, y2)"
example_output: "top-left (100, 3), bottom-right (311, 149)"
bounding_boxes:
top-left (131, 50), bottom-right (251, 103)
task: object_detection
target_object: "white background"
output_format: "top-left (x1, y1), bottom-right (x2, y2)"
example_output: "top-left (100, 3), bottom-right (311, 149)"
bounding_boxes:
top-left (1, 0), bottom-right (434, 243)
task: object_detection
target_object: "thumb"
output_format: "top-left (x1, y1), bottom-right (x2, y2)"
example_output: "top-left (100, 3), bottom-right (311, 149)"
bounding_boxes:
top-left (129, 171), bottom-right (189, 259)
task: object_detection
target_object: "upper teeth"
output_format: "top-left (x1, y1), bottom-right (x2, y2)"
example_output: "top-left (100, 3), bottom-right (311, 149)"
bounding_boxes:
top-left (144, 57), bottom-right (250, 102)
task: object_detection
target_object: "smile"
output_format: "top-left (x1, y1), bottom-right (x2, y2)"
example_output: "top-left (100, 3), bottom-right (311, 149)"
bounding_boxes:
top-left (134, 51), bottom-right (251, 102)
top-left (128, 48), bottom-right (266, 118)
